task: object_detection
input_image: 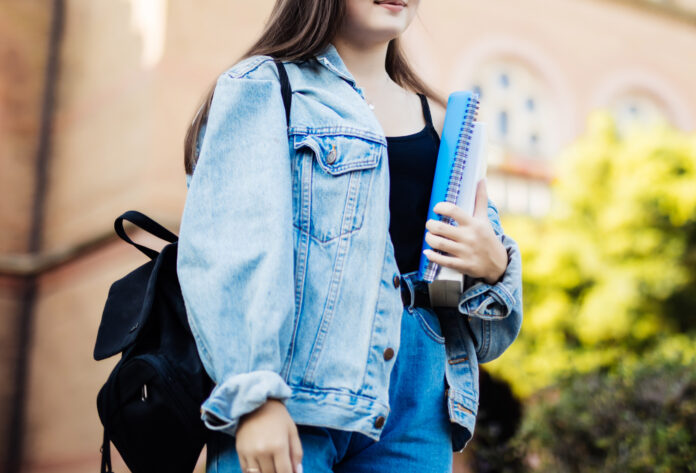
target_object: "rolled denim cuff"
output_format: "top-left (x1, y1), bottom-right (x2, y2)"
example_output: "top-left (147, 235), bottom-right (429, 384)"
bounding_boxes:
top-left (458, 280), bottom-right (515, 319)
top-left (200, 370), bottom-right (292, 437)
top-left (457, 233), bottom-right (520, 320)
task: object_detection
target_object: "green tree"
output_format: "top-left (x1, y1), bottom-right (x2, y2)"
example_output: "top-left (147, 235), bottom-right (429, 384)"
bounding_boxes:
top-left (488, 111), bottom-right (696, 397)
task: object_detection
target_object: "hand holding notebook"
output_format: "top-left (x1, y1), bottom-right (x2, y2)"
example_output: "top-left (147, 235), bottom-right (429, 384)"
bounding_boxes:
top-left (417, 91), bottom-right (488, 307)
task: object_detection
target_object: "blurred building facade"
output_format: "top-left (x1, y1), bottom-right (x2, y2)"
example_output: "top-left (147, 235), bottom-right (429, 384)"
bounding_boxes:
top-left (1, 0), bottom-right (694, 472)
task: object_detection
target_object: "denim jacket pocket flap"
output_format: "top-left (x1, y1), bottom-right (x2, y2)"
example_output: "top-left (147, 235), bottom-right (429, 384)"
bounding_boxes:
top-left (293, 133), bottom-right (381, 175)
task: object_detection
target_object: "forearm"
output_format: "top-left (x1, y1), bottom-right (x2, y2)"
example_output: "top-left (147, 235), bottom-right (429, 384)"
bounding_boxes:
top-left (177, 69), bottom-right (296, 436)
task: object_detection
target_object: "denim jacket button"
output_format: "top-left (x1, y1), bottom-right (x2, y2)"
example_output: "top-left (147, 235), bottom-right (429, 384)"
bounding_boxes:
top-left (326, 146), bottom-right (337, 164)
top-left (374, 415), bottom-right (386, 429)
top-left (383, 347), bottom-right (394, 361)
top-left (392, 274), bottom-right (400, 289)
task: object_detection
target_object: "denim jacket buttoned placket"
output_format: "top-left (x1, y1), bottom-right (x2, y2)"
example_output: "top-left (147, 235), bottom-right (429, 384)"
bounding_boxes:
top-left (177, 42), bottom-right (523, 453)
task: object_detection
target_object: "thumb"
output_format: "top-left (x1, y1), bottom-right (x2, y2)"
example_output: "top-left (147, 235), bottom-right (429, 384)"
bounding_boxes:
top-left (289, 425), bottom-right (303, 473)
top-left (473, 179), bottom-right (488, 218)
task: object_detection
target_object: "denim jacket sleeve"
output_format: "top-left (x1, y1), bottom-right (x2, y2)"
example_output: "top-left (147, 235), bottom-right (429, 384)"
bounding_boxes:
top-left (176, 62), bottom-right (295, 437)
top-left (457, 198), bottom-right (523, 363)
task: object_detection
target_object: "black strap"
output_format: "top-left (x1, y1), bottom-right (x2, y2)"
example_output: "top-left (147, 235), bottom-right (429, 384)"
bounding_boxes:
top-left (417, 93), bottom-right (434, 128)
top-left (100, 428), bottom-right (113, 473)
top-left (400, 281), bottom-right (432, 309)
top-left (114, 210), bottom-right (178, 260)
top-left (273, 59), bottom-right (292, 125)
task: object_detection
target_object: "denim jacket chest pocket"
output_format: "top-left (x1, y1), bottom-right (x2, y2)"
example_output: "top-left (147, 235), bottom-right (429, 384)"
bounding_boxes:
top-left (290, 130), bottom-right (382, 243)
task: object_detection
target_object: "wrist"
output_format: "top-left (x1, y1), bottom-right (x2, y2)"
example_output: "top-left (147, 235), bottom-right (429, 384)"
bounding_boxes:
top-left (482, 240), bottom-right (507, 285)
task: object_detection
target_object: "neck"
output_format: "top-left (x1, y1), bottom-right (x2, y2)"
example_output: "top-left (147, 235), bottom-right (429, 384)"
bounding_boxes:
top-left (332, 38), bottom-right (392, 92)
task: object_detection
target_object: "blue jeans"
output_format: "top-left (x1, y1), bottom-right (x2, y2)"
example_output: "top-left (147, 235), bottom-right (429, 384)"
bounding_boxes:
top-left (206, 271), bottom-right (453, 472)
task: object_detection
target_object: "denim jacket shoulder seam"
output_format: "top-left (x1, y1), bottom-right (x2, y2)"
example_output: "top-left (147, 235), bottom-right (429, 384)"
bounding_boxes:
top-left (225, 55), bottom-right (276, 80)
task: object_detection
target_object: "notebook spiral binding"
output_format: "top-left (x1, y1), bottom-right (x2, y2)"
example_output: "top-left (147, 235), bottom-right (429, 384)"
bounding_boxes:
top-left (423, 92), bottom-right (480, 282)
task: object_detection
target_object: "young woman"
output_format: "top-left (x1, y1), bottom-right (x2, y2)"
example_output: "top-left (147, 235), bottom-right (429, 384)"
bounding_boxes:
top-left (177, 1), bottom-right (523, 472)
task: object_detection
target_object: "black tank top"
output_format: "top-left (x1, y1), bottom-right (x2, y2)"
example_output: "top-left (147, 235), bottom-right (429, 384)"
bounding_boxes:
top-left (386, 93), bottom-right (441, 274)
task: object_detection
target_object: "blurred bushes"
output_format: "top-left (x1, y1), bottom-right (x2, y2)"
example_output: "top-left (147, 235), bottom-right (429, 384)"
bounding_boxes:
top-left (512, 348), bottom-right (696, 473)
top-left (489, 111), bottom-right (696, 397)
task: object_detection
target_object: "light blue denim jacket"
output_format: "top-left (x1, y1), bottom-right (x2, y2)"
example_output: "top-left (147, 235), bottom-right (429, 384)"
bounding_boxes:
top-left (177, 42), bottom-right (522, 452)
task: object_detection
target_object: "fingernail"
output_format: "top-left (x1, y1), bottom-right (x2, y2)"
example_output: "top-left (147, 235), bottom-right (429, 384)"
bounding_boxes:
top-left (296, 464), bottom-right (303, 473)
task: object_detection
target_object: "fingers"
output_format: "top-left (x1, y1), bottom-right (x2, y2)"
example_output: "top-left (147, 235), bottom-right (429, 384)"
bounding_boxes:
top-left (269, 428), bottom-right (300, 473)
top-left (239, 453), bottom-right (276, 473)
top-left (259, 454), bottom-right (276, 473)
top-left (240, 455), bottom-right (264, 473)
top-left (237, 435), bottom-right (284, 473)
top-left (424, 230), bottom-right (463, 256)
top-left (433, 201), bottom-right (472, 226)
top-left (425, 218), bottom-right (460, 241)
top-left (272, 440), bottom-right (293, 473)
top-left (237, 426), bottom-right (301, 473)
top-left (473, 179), bottom-right (488, 218)
top-left (288, 426), bottom-right (304, 473)
top-left (235, 399), bottom-right (303, 473)
top-left (422, 249), bottom-right (466, 274)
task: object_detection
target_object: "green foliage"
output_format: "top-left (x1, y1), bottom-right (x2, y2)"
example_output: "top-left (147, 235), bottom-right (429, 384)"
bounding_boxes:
top-left (511, 348), bottom-right (696, 473)
top-left (488, 111), bottom-right (696, 397)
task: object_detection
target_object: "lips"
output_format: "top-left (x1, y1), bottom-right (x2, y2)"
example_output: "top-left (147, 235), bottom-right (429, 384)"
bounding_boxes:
top-left (374, 0), bottom-right (407, 6)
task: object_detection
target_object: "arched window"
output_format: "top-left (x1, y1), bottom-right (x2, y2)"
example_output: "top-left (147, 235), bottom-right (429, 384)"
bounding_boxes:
top-left (468, 59), bottom-right (556, 161)
top-left (608, 90), bottom-right (668, 136)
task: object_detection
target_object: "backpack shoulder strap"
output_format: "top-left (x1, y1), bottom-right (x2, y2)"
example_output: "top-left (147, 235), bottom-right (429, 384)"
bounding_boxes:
top-left (114, 210), bottom-right (178, 260)
top-left (273, 59), bottom-right (292, 126)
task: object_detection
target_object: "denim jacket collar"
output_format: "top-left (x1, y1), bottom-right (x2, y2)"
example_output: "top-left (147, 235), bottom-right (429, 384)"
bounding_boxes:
top-left (315, 42), bottom-right (366, 99)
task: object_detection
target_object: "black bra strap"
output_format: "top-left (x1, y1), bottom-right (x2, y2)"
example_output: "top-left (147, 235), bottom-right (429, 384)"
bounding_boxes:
top-left (417, 93), bottom-right (434, 129)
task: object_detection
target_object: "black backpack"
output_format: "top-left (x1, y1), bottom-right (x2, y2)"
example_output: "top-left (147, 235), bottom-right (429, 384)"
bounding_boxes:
top-left (94, 59), bottom-right (292, 473)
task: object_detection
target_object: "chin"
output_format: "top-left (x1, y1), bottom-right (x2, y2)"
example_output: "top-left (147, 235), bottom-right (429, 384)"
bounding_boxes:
top-left (342, 0), bottom-right (415, 44)
top-left (365, 17), bottom-right (411, 39)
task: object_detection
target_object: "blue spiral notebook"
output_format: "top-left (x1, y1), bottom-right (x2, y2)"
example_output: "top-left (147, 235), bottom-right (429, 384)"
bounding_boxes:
top-left (418, 91), bottom-right (487, 306)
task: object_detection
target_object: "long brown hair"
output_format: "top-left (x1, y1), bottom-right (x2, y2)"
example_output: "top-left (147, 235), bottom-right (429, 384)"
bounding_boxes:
top-left (184, 0), bottom-right (447, 175)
